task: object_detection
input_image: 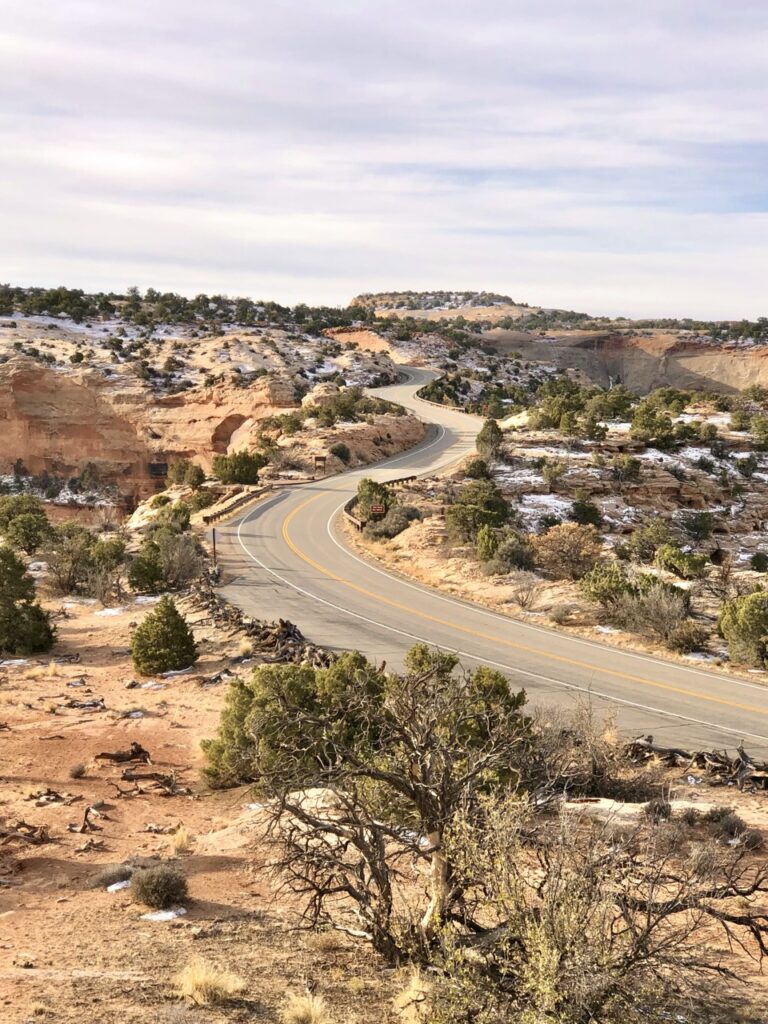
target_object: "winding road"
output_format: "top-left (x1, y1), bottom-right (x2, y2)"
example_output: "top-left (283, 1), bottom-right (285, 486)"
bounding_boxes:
top-left (217, 368), bottom-right (768, 756)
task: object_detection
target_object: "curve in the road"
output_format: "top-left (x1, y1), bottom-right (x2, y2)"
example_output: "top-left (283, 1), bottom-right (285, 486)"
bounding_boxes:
top-left (218, 368), bottom-right (768, 755)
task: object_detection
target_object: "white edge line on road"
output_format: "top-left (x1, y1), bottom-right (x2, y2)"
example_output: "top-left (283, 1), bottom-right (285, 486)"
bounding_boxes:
top-left (234, 499), bottom-right (768, 747)
top-left (324, 498), bottom-right (768, 696)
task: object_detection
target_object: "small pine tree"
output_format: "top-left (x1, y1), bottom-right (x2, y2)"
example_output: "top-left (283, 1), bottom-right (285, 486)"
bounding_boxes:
top-left (131, 596), bottom-right (197, 675)
top-left (475, 525), bottom-right (498, 562)
top-left (185, 463), bottom-right (205, 490)
top-left (719, 592), bottom-right (768, 668)
top-left (0, 548), bottom-right (55, 654)
top-left (476, 418), bottom-right (503, 458)
top-left (5, 512), bottom-right (52, 554)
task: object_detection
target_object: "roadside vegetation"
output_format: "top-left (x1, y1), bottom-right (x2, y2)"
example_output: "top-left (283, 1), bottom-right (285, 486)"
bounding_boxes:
top-left (203, 643), bottom-right (768, 1022)
top-left (359, 389), bottom-right (768, 670)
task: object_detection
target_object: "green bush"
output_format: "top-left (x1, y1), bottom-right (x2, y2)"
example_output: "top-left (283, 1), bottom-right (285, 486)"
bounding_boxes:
top-left (131, 596), bottom-right (197, 674)
top-left (569, 498), bottom-right (602, 527)
top-left (464, 457), bottom-right (490, 479)
top-left (0, 493), bottom-right (46, 532)
top-left (150, 494), bottom-right (171, 509)
top-left (188, 489), bottom-right (215, 513)
top-left (167, 459), bottom-right (206, 489)
top-left (610, 455), bottom-right (642, 483)
top-left (622, 521), bottom-right (674, 563)
top-left (128, 545), bottom-right (165, 593)
top-left (0, 548), bottom-right (55, 655)
top-left (356, 477), bottom-right (393, 519)
top-left (129, 531), bottom-right (202, 593)
top-left (445, 480), bottom-right (509, 543)
top-left (42, 524), bottom-right (96, 595)
top-left (494, 532), bottom-right (535, 572)
top-left (329, 442), bottom-right (351, 464)
top-left (131, 864), bottom-right (188, 908)
top-left (364, 505), bottom-right (419, 540)
top-left (475, 524), bottom-right (499, 562)
top-left (729, 408), bottom-right (751, 431)
top-left (5, 512), bottom-right (52, 554)
top-left (751, 552), bottom-right (768, 573)
top-left (203, 650), bottom-right (390, 788)
top-left (680, 511), bottom-right (714, 542)
top-left (719, 591), bottom-right (768, 668)
top-left (476, 418), bottom-right (503, 457)
top-left (654, 544), bottom-right (707, 579)
top-left (579, 561), bottom-right (635, 607)
top-left (212, 450), bottom-right (267, 485)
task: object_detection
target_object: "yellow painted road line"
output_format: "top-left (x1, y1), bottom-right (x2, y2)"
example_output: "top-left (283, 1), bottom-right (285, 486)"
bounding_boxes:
top-left (281, 493), bottom-right (768, 720)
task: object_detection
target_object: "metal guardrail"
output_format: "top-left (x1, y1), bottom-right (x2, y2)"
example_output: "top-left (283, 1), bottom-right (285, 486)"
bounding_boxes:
top-left (343, 474), bottom-right (419, 531)
top-left (203, 486), bottom-right (270, 525)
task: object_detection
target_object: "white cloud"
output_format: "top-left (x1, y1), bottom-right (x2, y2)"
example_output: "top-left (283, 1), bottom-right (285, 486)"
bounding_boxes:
top-left (2, 0), bottom-right (768, 316)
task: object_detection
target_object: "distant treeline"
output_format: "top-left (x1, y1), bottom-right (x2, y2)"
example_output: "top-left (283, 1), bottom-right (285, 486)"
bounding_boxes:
top-left (2, 283), bottom-right (766, 344)
top-left (0, 284), bottom-right (376, 335)
top-left (353, 289), bottom-right (522, 310)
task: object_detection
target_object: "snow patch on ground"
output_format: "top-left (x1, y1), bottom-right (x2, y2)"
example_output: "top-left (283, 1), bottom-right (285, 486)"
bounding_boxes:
top-left (517, 493), bottom-right (573, 527)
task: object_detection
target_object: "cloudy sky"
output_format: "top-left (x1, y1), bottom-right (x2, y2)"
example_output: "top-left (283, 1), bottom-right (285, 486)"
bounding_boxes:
top-left (3, 1), bottom-right (768, 317)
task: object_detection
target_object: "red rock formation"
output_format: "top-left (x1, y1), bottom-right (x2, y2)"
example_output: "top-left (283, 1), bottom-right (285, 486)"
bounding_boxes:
top-left (0, 357), bottom-right (297, 502)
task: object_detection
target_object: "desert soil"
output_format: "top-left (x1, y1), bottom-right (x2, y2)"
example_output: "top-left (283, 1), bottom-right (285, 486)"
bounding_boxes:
top-left (0, 598), bottom-right (401, 1023)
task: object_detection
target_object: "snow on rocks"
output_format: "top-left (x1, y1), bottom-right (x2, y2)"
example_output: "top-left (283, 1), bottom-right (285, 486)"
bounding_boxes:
top-left (517, 493), bottom-right (573, 528)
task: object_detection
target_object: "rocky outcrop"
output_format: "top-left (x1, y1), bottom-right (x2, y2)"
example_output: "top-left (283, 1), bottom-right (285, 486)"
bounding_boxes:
top-left (302, 382), bottom-right (341, 409)
top-left (0, 358), bottom-right (298, 502)
top-left (487, 329), bottom-right (768, 394)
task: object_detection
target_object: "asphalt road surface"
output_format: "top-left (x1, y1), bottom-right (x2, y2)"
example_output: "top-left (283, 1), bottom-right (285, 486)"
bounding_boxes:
top-left (217, 368), bottom-right (768, 756)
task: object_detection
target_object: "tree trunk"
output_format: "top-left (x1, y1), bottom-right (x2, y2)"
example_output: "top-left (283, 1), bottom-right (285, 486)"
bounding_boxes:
top-left (420, 831), bottom-right (449, 940)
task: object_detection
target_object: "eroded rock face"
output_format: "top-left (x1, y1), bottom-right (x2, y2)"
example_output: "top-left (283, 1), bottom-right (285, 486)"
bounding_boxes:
top-left (0, 357), bottom-right (298, 501)
top-left (301, 382), bottom-right (341, 409)
top-left (486, 329), bottom-right (768, 394)
top-left (0, 358), bottom-right (148, 492)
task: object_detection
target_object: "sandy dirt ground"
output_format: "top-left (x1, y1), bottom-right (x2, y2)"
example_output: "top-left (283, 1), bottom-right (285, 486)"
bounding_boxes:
top-left (0, 599), bottom-right (401, 1023)
top-left (3, 533), bottom-right (768, 1022)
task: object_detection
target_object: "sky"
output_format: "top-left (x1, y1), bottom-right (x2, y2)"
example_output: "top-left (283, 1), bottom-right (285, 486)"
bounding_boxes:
top-left (3, 0), bottom-right (768, 319)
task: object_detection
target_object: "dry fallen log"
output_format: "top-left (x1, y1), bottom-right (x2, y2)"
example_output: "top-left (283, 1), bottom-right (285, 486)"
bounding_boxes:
top-left (95, 741), bottom-right (152, 764)
top-left (0, 821), bottom-right (52, 845)
top-left (120, 767), bottom-right (191, 796)
top-left (190, 580), bottom-right (335, 668)
top-left (626, 735), bottom-right (768, 791)
top-left (67, 805), bottom-right (104, 834)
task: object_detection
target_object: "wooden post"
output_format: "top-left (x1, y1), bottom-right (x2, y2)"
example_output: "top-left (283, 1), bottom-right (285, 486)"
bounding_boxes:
top-left (212, 527), bottom-right (217, 565)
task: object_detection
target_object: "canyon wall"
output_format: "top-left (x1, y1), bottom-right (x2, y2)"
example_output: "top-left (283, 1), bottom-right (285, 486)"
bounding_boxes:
top-left (0, 357), bottom-right (297, 502)
top-left (487, 330), bottom-right (768, 394)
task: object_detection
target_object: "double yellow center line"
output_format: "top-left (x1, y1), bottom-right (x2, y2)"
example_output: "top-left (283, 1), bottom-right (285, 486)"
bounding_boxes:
top-left (279, 494), bottom-right (768, 720)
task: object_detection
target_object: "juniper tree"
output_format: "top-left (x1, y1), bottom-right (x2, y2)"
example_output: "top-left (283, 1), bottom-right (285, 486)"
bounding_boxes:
top-left (0, 548), bottom-right (55, 655)
top-left (131, 596), bottom-right (197, 674)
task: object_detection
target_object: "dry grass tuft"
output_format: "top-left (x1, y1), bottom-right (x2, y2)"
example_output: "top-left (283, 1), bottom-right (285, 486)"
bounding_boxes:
top-left (69, 762), bottom-right (87, 779)
top-left (92, 864), bottom-right (133, 889)
top-left (174, 956), bottom-right (245, 1005)
top-left (304, 930), bottom-right (343, 954)
top-left (280, 992), bottom-right (332, 1024)
top-left (169, 824), bottom-right (194, 855)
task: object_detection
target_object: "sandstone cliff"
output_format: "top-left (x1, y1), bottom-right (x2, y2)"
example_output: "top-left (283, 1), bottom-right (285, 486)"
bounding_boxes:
top-left (0, 357), bottom-right (297, 502)
top-left (486, 329), bottom-right (768, 394)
